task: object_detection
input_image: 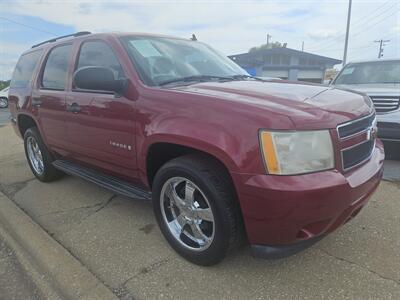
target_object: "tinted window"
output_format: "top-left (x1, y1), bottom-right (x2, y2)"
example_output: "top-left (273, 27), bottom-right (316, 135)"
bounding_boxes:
top-left (10, 50), bottom-right (43, 88)
top-left (42, 44), bottom-right (72, 90)
top-left (335, 61), bottom-right (400, 84)
top-left (76, 41), bottom-right (124, 80)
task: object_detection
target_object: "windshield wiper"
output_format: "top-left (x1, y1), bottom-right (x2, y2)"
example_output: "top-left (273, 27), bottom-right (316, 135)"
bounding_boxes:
top-left (158, 75), bottom-right (234, 86)
top-left (230, 74), bottom-right (264, 81)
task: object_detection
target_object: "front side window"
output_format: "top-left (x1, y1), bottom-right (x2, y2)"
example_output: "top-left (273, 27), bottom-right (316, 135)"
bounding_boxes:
top-left (42, 44), bottom-right (72, 90)
top-left (75, 41), bottom-right (124, 82)
top-left (120, 36), bottom-right (247, 86)
top-left (335, 61), bottom-right (400, 85)
top-left (10, 50), bottom-right (43, 88)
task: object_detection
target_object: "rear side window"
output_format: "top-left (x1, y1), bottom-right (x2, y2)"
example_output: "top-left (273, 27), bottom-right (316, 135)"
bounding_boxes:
top-left (76, 41), bottom-right (124, 80)
top-left (42, 44), bottom-right (73, 90)
top-left (10, 50), bottom-right (43, 88)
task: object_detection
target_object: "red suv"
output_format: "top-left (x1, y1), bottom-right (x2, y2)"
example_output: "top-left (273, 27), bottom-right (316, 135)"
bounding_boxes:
top-left (8, 32), bottom-right (384, 265)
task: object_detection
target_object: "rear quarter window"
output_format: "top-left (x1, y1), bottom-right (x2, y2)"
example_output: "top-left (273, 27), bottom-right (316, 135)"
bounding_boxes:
top-left (10, 50), bottom-right (43, 88)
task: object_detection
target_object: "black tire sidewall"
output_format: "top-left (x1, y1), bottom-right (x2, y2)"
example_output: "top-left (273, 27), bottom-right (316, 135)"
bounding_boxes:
top-left (152, 161), bottom-right (232, 266)
top-left (23, 127), bottom-right (59, 182)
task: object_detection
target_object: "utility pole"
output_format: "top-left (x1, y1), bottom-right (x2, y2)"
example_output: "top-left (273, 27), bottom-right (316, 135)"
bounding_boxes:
top-left (374, 39), bottom-right (390, 58)
top-left (343, 0), bottom-right (352, 66)
top-left (301, 41), bottom-right (304, 52)
top-left (267, 34), bottom-right (272, 47)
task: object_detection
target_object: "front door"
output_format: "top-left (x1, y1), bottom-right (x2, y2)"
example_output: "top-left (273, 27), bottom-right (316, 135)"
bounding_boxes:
top-left (64, 40), bottom-right (137, 180)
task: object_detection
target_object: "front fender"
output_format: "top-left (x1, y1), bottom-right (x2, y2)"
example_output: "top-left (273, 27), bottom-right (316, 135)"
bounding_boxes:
top-left (139, 117), bottom-right (243, 174)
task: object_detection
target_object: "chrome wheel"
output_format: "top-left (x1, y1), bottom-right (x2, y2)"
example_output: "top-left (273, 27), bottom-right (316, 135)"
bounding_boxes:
top-left (0, 97), bottom-right (7, 108)
top-left (26, 136), bottom-right (44, 175)
top-left (160, 177), bottom-right (215, 251)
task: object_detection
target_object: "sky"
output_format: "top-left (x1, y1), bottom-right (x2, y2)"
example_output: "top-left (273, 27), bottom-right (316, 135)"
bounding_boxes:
top-left (0, 0), bottom-right (399, 80)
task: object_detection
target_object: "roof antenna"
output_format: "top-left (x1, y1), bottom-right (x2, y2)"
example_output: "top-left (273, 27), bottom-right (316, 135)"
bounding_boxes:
top-left (191, 34), bottom-right (197, 41)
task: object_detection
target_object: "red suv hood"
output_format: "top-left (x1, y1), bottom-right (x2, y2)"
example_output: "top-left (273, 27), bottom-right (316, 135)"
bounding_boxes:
top-left (172, 81), bottom-right (373, 129)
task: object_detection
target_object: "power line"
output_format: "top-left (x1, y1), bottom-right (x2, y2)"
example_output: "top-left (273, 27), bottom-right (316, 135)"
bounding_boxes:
top-left (309, 1), bottom-right (396, 50)
top-left (347, 0), bottom-right (393, 27)
top-left (307, 1), bottom-right (398, 51)
top-left (344, 1), bottom-right (397, 33)
top-left (312, 43), bottom-right (373, 53)
top-left (350, 9), bottom-right (399, 38)
top-left (0, 16), bottom-right (56, 35)
top-left (309, 7), bottom-right (399, 52)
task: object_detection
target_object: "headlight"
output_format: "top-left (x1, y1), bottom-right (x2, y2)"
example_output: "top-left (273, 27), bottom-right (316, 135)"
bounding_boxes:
top-left (260, 130), bottom-right (334, 175)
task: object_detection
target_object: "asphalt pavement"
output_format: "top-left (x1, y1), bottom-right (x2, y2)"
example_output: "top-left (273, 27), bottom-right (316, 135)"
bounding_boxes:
top-left (0, 236), bottom-right (43, 300)
top-left (0, 108), bottom-right (11, 126)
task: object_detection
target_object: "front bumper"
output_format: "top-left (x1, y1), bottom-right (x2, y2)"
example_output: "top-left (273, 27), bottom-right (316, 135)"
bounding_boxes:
top-left (232, 141), bottom-right (384, 252)
top-left (377, 110), bottom-right (400, 141)
top-left (251, 235), bottom-right (326, 259)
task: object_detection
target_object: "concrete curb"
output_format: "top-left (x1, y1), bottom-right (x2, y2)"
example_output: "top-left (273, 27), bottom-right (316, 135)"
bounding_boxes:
top-left (0, 191), bottom-right (117, 300)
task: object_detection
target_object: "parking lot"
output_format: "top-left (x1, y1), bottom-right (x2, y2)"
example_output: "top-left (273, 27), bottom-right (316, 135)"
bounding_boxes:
top-left (0, 108), bottom-right (399, 299)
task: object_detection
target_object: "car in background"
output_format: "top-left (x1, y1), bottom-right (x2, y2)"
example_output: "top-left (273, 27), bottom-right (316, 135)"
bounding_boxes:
top-left (332, 59), bottom-right (400, 143)
top-left (0, 86), bottom-right (9, 108)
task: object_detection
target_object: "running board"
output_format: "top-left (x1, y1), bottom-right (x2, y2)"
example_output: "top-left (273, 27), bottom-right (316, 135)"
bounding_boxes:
top-left (52, 160), bottom-right (152, 200)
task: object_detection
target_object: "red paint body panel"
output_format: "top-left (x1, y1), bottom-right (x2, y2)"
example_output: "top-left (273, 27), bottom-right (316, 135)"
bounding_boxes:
top-left (8, 33), bottom-right (383, 248)
top-left (232, 141), bottom-right (384, 244)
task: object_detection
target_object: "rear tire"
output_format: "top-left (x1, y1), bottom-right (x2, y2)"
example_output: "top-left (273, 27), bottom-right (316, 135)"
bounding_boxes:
top-left (24, 127), bottom-right (63, 182)
top-left (152, 154), bottom-right (242, 266)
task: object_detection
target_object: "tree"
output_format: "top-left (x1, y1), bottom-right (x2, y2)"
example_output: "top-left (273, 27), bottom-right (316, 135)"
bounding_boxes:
top-left (0, 80), bottom-right (10, 90)
top-left (249, 42), bottom-right (282, 53)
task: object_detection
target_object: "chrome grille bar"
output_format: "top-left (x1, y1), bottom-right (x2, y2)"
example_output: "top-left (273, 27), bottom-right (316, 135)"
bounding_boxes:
top-left (370, 96), bottom-right (400, 113)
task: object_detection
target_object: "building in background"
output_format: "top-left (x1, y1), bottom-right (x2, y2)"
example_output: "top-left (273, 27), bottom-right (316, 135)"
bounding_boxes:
top-left (229, 48), bottom-right (341, 83)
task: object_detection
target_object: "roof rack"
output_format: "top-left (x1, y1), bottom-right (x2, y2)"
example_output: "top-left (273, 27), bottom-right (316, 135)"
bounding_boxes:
top-left (31, 31), bottom-right (91, 48)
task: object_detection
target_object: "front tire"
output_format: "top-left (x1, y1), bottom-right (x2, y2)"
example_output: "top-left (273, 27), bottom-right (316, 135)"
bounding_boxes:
top-left (24, 127), bottom-right (63, 182)
top-left (152, 154), bottom-right (242, 266)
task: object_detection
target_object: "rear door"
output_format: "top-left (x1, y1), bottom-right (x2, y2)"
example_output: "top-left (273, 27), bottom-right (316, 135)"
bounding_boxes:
top-left (32, 44), bottom-right (73, 151)
top-left (64, 39), bottom-right (137, 179)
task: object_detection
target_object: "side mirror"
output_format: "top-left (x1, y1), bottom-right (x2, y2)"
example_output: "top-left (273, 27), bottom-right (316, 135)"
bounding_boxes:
top-left (73, 66), bottom-right (127, 94)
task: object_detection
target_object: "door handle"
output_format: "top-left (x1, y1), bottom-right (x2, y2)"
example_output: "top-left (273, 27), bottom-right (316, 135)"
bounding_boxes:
top-left (67, 102), bottom-right (81, 114)
top-left (32, 97), bottom-right (42, 107)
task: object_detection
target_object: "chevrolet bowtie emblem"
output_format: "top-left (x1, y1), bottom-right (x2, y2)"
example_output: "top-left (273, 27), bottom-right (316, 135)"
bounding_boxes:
top-left (367, 126), bottom-right (378, 141)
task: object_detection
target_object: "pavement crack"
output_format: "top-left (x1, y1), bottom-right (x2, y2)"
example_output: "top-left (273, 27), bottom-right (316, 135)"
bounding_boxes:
top-left (36, 202), bottom-right (104, 217)
top-left (56, 194), bottom-right (118, 236)
top-left (0, 178), bottom-right (36, 199)
top-left (36, 194), bottom-right (117, 218)
top-left (120, 257), bottom-right (174, 289)
top-left (94, 194), bottom-right (117, 212)
top-left (318, 248), bottom-right (400, 286)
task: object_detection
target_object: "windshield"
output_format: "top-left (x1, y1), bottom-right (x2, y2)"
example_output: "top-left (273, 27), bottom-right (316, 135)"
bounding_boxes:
top-left (120, 36), bottom-right (247, 86)
top-left (335, 61), bottom-right (400, 85)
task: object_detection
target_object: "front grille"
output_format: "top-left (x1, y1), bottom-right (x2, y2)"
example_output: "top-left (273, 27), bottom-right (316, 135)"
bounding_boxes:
top-left (370, 96), bottom-right (400, 113)
top-left (342, 140), bottom-right (375, 170)
top-left (337, 113), bottom-right (375, 139)
top-left (337, 113), bottom-right (376, 171)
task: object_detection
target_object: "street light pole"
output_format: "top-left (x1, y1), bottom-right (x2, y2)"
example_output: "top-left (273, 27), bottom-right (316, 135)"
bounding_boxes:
top-left (343, 0), bottom-right (352, 66)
